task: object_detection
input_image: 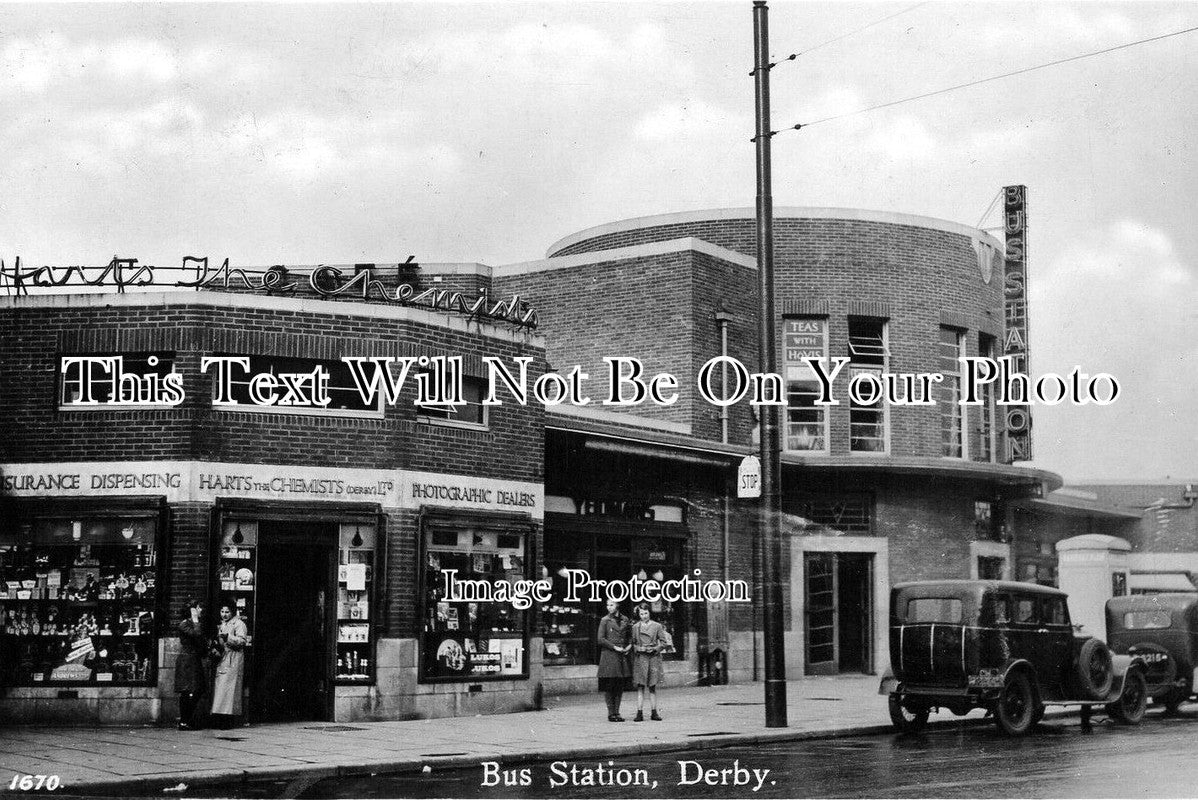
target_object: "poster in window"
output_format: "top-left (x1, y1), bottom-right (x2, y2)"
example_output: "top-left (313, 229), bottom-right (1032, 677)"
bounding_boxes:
top-left (425, 633), bottom-right (472, 678)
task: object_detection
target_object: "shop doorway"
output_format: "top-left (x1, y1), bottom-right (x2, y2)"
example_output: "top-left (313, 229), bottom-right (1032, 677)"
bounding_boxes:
top-left (804, 552), bottom-right (873, 675)
top-left (249, 521), bottom-right (336, 723)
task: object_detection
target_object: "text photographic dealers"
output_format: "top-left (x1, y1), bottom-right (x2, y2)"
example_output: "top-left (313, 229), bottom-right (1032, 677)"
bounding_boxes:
top-left (61, 353), bottom-right (1119, 409)
top-left (481, 759), bottom-right (772, 792)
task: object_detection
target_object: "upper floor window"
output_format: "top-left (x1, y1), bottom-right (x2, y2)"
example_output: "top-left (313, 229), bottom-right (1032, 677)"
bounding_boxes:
top-left (848, 317), bottom-right (888, 453)
top-left (59, 352), bottom-right (179, 410)
top-left (938, 327), bottom-right (966, 458)
top-left (416, 375), bottom-right (489, 428)
top-left (211, 354), bottom-right (383, 418)
top-left (781, 318), bottom-right (828, 453)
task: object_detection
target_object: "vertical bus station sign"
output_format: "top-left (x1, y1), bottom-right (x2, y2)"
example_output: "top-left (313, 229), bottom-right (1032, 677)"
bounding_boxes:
top-left (1003, 185), bottom-right (1032, 462)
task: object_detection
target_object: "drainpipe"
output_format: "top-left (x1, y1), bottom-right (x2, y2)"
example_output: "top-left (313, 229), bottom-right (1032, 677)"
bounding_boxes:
top-left (716, 309), bottom-right (734, 445)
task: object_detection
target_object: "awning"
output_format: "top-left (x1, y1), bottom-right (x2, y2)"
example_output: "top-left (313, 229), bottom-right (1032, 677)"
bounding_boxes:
top-left (1129, 572), bottom-right (1198, 592)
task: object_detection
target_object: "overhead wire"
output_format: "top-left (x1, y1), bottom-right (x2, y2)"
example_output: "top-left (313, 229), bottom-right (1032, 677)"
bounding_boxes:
top-left (777, 23), bottom-right (1198, 133)
top-left (752, 1), bottom-right (928, 75)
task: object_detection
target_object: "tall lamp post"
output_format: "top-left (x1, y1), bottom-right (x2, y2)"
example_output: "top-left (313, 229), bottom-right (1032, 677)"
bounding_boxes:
top-left (752, 0), bottom-right (788, 728)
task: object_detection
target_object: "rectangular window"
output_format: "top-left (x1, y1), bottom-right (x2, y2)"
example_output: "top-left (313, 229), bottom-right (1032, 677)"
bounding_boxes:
top-left (421, 520), bottom-right (529, 682)
top-left (212, 354), bottom-right (382, 417)
top-left (848, 317), bottom-right (888, 453)
top-left (0, 515), bottom-right (160, 686)
top-left (1123, 610), bottom-right (1171, 630)
top-left (1040, 597), bottom-right (1068, 626)
top-left (938, 328), bottom-right (966, 458)
top-left (906, 598), bottom-right (963, 624)
top-left (782, 318), bottom-right (828, 453)
top-left (416, 375), bottom-right (488, 428)
top-left (59, 352), bottom-right (178, 409)
top-left (791, 494), bottom-right (873, 536)
top-left (977, 334), bottom-right (998, 462)
top-left (977, 556), bottom-right (1005, 580)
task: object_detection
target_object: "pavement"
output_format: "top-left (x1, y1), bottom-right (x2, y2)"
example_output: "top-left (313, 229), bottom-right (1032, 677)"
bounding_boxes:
top-left (0, 676), bottom-right (1055, 796)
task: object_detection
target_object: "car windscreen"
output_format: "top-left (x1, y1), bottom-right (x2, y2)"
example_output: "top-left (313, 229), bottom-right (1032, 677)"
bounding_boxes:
top-left (1123, 610), bottom-right (1171, 630)
top-left (905, 597), bottom-right (963, 624)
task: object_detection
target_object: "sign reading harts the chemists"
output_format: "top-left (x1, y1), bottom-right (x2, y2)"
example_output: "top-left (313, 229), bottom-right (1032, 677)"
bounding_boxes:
top-left (1003, 185), bottom-right (1032, 462)
top-left (0, 257), bottom-right (538, 329)
top-left (0, 462), bottom-right (542, 518)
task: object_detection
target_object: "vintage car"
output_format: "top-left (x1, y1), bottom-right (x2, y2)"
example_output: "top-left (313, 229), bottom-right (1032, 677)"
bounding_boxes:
top-left (1106, 593), bottom-right (1198, 713)
top-left (880, 580), bottom-right (1148, 736)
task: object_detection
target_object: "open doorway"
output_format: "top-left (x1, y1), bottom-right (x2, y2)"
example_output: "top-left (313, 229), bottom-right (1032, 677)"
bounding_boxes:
top-left (804, 552), bottom-right (873, 675)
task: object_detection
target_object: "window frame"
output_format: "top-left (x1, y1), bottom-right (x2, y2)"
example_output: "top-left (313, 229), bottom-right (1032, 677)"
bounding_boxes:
top-left (938, 327), bottom-right (968, 459)
top-left (847, 317), bottom-right (890, 455)
top-left (782, 317), bottom-right (830, 455)
top-left (209, 353), bottom-right (385, 419)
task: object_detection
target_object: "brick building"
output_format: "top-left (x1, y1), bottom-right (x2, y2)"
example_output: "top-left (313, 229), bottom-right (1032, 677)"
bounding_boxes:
top-left (494, 207), bottom-right (1061, 683)
top-left (0, 268), bottom-right (547, 724)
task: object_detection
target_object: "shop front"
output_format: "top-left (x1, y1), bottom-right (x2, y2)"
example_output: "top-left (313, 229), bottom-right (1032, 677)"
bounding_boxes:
top-left (0, 461), bottom-right (543, 724)
top-left (540, 495), bottom-right (692, 695)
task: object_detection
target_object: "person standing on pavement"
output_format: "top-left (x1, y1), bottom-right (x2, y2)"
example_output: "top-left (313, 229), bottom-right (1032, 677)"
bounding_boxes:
top-left (631, 603), bottom-right (672, 721)
top-left (210, 600), bottom-right (249, 729)
top-left (174, 599), bottom-right (210, 730)
top-left (596, 599), bottom-right (631, 722)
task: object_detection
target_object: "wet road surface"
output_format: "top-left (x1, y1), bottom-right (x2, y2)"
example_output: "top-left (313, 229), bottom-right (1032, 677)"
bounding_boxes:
top-left (98, 709), bottom-right (1198, 798)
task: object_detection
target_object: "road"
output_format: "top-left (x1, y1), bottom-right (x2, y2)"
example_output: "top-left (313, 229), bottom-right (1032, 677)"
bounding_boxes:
top-left (92, 710), bottom-right (1198, 798)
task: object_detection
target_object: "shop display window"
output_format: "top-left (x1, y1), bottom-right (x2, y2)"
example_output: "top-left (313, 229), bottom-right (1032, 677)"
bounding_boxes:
top-left (336, 522), bottom-right (376, 683)
top-left (542, 532), bottom-right (685, 667)
top-left (217, 520), bottom-right (258, 646)
top-left (0, 515), bottom-right (160, 686)
top-left (421, 518), bottom-right (528, 682)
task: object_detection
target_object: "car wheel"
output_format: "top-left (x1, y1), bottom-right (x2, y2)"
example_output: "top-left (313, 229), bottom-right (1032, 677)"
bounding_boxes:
top-left (995, 672), bottom-right (1037, 736)
top-left (888, 694), bottom-right (930, 733)
top-left (1076, 639), bottom-right (1115, 699)
top-left (1107, 670), bottom-right (1148, 725)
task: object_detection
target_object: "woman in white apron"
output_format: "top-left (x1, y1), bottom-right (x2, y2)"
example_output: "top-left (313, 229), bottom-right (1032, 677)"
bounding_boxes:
top-left (210, 600), bottom-right (249, 728)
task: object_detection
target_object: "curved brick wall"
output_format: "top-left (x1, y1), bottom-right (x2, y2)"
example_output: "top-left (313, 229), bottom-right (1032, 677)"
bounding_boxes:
top-left (537, 210), bottom-right (1010, 462)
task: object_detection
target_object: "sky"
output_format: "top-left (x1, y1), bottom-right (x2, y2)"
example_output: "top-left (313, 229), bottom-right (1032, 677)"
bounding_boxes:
top-left (1, 1), bottom-right (1195, 483)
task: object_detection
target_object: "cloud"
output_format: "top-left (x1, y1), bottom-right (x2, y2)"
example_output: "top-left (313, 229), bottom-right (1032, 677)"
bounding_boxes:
top-left (1029, 218), bottom-right (1197, 480)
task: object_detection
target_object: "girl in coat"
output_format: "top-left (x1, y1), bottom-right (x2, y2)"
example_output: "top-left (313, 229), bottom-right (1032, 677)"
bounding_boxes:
top-left (631, 603), bottom-right (672, 721)
top-left (174, 599), bottom-right (209, 730)
top-left (596, 599), bottom-right (631, 722)
top-left (210, 600), bottom-right (250, 729)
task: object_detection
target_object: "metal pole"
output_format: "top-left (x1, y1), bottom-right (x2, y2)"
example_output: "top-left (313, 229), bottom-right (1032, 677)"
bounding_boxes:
top-left (753, 0), bottom-right (787, 728)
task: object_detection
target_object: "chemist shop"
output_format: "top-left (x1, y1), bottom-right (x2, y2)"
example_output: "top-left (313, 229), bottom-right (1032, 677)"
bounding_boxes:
top-left (0, 462), bottom-right (544, 724)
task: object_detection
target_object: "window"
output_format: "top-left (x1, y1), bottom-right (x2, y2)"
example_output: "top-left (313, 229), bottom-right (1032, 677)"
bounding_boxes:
top-left (1040, 597), bottom-right (1068, 626)
top-left (848, 317), bottom-right (888, 453)
top-left (421, 519), bottom-right (529, 681)
top-left (1015, 598), bottom-right (1037, 624)
top-left (993, 596), bottom-right (1011, 623)
top-left (906, 598), bottom-right (963, 624)
top-left (938, 328), bottom-right (966, 458)
top-left (59, 352), bottom-right (178, 409)
top-left (1112, 572), bottom-right (1128, 597)
top-left (416, 375), bottom-right (488, 427)
top-left (0, 515), bottom-right (160, 686)
top-left (211, 354), bottom-right (382, 417)
top-left (782, 319), bottom-right (828, 453)
top-left (975, 500), bottom-right (1004, 542)
top-left (977, 334), bottom-right (998, 462)
top-left (1124, 610), bottom-right (1171, 630)
top-left (790, 495), bottom-right (873, 535)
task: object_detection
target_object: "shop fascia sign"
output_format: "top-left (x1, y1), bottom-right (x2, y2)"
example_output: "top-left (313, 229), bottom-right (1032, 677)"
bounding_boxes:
top-left (0, 462), bottom-right (543, 517)
top-left (0, 256), bottom-right (538, 329)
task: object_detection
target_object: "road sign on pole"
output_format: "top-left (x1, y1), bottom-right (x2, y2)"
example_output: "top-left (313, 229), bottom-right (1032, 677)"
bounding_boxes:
top-left (737, 455), bottom-right (762, 498)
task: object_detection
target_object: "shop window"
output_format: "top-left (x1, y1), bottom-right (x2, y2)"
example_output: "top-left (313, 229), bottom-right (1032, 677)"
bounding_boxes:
top-left (542, 532), bottom-right (685, 666)
top-left (421, 519), bottom-right (529, 682)
top-left (416, 375), bottom-right (488, 428)
top-left (337, 523), bottom-right (377, 682)
top-left (975, 500), bottom-right (1004, 542)
top-left (0, 515), bottom-right (160, 686)
top-left (59, 352), bottom-right (178, 409)
top-left (848, 317), bottom-right (888, 453)
top-left (211, 354), bottom-right (383, 418)
top-left (216, 520), bottom-right (258, 651)
top-left (938, 327), bottom-right (966, 458)
top-left (781, 318), bottom-right (828, 453)
top-left (977, 334), bottom-right (998, 462)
